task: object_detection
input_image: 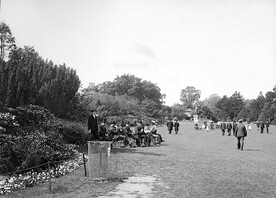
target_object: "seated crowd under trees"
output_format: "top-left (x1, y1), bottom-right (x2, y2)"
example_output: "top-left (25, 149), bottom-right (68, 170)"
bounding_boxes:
top-left (97, 120), bottom-right (164, 148)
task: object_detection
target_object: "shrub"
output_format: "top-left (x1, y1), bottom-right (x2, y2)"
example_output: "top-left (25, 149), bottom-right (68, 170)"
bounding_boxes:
top-left (0, 131), bottom-right (77, 174)
top-left (0, 112), bottom-right (19, 133)
top-left (52, 119), bottom-right (87, 145)
top-left (0, 105), bottom-right (78, 174)
top-left (106, 116), bottom-right (137, 125)
top-left (10, 104), bottom-right (53, 127)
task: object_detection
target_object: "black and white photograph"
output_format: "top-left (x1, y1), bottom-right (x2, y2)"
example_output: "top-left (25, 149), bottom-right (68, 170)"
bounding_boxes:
top-left (0, 0), bottom-right (276, 197)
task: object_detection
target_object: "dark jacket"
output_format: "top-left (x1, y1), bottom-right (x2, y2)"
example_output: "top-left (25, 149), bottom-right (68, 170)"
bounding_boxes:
top-left (220, 122), bottom-right (226, 130)
top-left (226, 122), bottom-right (232, 130)
top-left (260, 122), bottom-right (265, 129)
top-left (235, 122), bottom-right (247, 137)
top-left (167, 121), bottom-right (173, 130)
top-left (174, 122), bottom-right (180, 131)
top-left (232, 122), bottom-right (237, 132)
top-left (88, 115), bottom-right (98, 133)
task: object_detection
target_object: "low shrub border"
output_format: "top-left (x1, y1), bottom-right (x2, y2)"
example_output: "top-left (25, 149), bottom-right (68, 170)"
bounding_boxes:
top-left (0, 152), bottom-right (87, 196)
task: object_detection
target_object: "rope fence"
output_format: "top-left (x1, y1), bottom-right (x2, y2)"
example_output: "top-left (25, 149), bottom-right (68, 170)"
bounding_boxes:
top-left (0, 153), bottom-right (88, 195)
top-left (1, 142), bottom-right (113, 196)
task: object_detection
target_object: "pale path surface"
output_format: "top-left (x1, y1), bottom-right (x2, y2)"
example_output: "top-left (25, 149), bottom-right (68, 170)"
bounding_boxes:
top-left (98, 175), bottom-right (159, 198)
top-left (100, 122), bottom-right (276, 198)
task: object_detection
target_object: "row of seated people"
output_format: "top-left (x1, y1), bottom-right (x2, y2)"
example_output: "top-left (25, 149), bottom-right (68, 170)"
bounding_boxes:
top-left (98, 120), bottom-right (164, 147)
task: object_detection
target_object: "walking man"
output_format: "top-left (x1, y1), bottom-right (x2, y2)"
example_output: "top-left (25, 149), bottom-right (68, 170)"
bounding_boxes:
top-left (220, 120), bottom-right (226, 136)
top-left (260, 121), bottom-right (265, 133)
top-left (256, 120), bottom-right (260, 131)
top-left (87, 109), bottom-right (99, 140)
top-left (226, 120), bottom-right (232, 136)
top-left (174, 120), bottom-right (180, 134)
top-left (265, 120), bottom-right (270, 133)
top-left (167, 119), bottom-right (173, 134)
top-left (232, 119), bottom-right (237, 135)
top-left (234, 119), bottom-right (247, 151)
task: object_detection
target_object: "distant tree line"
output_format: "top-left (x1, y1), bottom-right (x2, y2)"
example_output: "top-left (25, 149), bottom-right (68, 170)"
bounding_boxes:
top-left (176, 86), bottom-right (276, 124)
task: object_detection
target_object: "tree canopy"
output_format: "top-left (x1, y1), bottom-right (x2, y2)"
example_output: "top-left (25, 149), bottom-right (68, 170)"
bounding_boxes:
top-left (0, 46), bottom-right (80, 117)
top-left (0, 22), bottom-right (16, 60)
top-left (180, 86), bottom-right (201, 109)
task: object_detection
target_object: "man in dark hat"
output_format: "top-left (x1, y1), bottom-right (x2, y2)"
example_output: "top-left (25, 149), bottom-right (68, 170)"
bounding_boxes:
top-left (234, 119), bottom-right (247, 151)
top-left (87, 109), bottom-right (99, 140)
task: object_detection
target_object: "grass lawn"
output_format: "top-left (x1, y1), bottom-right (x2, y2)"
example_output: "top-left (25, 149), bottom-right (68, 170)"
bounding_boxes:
top-left (5, 123), bottom-right (276, 198)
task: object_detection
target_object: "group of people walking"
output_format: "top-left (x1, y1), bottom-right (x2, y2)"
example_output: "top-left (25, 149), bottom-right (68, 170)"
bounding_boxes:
top-left (218, 119), bottom-right (271, 151)
top-left (166, 119), bottom-right (180, 134)
top-left (194, 118), bottom-right (271, 151)
top-left (256, 120), bottom-right (270, 133)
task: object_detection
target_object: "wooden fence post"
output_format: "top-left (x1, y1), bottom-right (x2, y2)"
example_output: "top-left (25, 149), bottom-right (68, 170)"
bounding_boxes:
top-left (83, 154), bottom-right (87, 177)
top-left (48, 161), bottom-right (51, 192)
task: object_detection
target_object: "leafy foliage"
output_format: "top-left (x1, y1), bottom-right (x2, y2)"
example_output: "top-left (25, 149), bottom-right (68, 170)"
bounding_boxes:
top-left (88, 74), bottom-right (164, 106)
top-left (195, 101), bottom-right (216, 121)
top-left (0, 22), bottom-right (16, 60)
top-left (180, 86), bottom-right (201, 109)
top-left (0, 105), bottom-right (78, 174)
top-left (0, 45), bottom-right (80, 118)
top-left (53, 119), bottom-right (87, 145)
top-left (215, 92), bottom-right (244, 120)
top-left (170, 104), bottom-right (187, 121)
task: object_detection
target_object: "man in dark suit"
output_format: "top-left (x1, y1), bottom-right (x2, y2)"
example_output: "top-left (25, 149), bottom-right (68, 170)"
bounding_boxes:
top-left (226, 121), bottom-right (232, 136)
top-left (174, 120), bottom-right (180, 134)
top-left (260, 121), bottom-right (265, 133)
top-left (234, 119), bottom-right (247, 151)
top-left (167, 119), bottom-right (173, 134)
top-left (87, 109), bottom-right (99, 140)
top-left (220, 120), bottom-right (226, 136)
top-left (265, 120), bottom-right (270, 133)
top-left (232, 119), bottom-right (237, 136)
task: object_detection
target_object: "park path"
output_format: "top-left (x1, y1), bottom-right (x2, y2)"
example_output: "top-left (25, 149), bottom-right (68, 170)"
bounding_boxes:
top-left (101, 122), bottom-right (276, 198)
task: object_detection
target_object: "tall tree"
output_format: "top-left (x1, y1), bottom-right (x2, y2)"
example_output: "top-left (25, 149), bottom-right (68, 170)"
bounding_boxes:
top-left (215, 92), bottom-right (244, 120)
top-left (247, 92), bottom-right (266, 121)
top-left (215, 95), bottom-right (229, 119)
top-left (95, 74), bottom-right (164, 106)
top-left (258, 86), bottom-right (276, 122)
top-left (203, 94), bottom-right (221, 118)
top-left (265, 86), bottom-right (276, 102)
top-left (180, 86), bottom-right (201, 109)
top-left (0, 22), bottom-right (16, 60)
top-left (228, 91), bottom-right (244, 119)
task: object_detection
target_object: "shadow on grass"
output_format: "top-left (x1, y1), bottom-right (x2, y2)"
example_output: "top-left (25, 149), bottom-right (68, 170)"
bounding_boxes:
top-left (242, 149), bottom-right (261, 151)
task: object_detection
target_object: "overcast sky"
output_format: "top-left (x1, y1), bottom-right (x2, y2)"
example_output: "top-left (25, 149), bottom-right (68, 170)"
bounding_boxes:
top-left (1, 0), bottom-right (276, 105)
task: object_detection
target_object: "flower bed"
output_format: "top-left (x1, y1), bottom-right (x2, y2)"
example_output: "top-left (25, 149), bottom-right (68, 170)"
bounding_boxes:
top-left (0, 152), bottom-right (87, 196)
